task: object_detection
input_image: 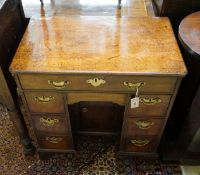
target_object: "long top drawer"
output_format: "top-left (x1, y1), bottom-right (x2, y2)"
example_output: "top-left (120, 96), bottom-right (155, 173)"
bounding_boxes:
top-left (18, 74), bottom-right (177, 93)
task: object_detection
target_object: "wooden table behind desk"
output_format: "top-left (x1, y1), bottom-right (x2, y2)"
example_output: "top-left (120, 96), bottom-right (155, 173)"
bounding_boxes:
top-left (159, 11), bottom-right (200, 164)
top-left (0, 0), bottom-right (35, 155)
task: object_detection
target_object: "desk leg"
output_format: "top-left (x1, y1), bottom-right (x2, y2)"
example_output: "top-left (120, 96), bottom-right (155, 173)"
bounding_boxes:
top-left (0, 68), bottom-right (35, 155)
top-left (118, 0), bottom-right (122, 8)
top-left (8, 106), bottom-right (35, 156)
top-left (40, 0), bottom-right (43, 5)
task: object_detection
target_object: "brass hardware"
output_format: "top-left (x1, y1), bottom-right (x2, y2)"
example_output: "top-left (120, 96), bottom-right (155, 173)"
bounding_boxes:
top-left (86, 78), bottom-right (106, 87)
top-left (130, 139), bottom-right (149, 147)
top-left (140, 97), bottom-right (162, 105)
top-left (45, 136), bottom-right (63, 144)
top-left (82, 107), bottom-right (88, 113)
top-left (40, 117), bottom-right (59, 126)
top-left (48, 80), bottom-right (69, 89)
top-left (124, 81), bottom-right (146, 89)
top-left (34, 96), bottom-right (54, 103)
top-left (135, 120), bottom-right (154, 129)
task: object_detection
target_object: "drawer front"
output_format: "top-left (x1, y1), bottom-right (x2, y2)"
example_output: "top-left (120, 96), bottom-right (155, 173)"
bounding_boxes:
top-left (31, 114), bottom-right (70, 134)
top-left (67, 92), bottom-right (126, 106)
top-left (24, 92), bottom-right (65, 113)
top-left (19, 74), bottom-right (177, 93)
top-left (125, 118), bottom-right (166, 136)
top-left (122, 136), bottom-right (158, 152)
top-left (37, 135), bottom-right (73, 150)
top-left (126, 95), bottom-right (171, 117)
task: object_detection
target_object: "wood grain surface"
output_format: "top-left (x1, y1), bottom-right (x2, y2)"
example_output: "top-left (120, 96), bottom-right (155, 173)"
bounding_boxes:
top-left (10, 16), bottom-right (186, 75)
top-left (179, 11), bottom-right (200, 56)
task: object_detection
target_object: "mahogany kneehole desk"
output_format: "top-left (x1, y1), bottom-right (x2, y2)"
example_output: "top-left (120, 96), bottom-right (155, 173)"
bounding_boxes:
top-left (10, 16), bottom-right (187, 158)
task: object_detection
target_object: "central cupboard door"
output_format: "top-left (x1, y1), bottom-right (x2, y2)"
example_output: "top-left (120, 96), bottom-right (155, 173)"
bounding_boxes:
top-left (67, 93), bottom-right (125, 134)
top-left (69, 101), bottom-right (125, 134)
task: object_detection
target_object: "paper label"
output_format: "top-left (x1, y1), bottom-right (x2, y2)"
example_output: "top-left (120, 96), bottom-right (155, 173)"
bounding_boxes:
top-left (131, 97), bottom-right (140, 108)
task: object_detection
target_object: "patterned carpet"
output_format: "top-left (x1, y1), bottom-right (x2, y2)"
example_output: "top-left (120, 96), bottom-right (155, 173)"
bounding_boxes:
top-left (0, 104), bottom-right (183, 175)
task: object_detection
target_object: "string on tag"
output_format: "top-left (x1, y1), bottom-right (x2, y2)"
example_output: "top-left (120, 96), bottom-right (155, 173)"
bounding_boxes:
top-left (130, 87), bottom-right (140, 109)
top-left (135, 87), bottom-right (139, 97)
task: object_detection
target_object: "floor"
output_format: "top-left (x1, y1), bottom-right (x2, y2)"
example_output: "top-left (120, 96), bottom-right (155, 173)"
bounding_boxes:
top-left (0, 104), bottom-right (183, 174)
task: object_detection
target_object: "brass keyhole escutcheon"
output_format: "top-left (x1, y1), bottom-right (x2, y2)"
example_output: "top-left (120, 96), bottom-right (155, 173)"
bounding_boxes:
top-left (86, 78), bottom-right (106, 87)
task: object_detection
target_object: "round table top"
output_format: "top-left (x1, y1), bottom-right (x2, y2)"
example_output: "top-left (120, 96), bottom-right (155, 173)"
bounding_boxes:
top-left (179, 11), bottom-right (200, 57)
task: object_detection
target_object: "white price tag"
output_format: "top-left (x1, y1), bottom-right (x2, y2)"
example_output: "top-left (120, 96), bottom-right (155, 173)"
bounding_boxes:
top-left (131, 97), bottom-right (140, 108)
top-left (130, 87), bottom-right (139, 108)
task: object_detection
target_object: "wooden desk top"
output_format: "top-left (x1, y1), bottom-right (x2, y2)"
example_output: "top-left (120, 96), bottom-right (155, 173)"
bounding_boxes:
top-left (179, 11), bottom-right (200, 57)
top-left (10, 16), bottom-right (186, 76)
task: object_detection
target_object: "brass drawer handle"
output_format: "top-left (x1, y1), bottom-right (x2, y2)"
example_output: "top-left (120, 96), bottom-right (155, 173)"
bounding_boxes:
top-left (130, 139), bottom-right (149, 147)
top-left (82, 107), bottom-right (88, 113)
top-left (135, 120), bottom-right (154, 129)
top-left (124, 81), bottom-right (146, 89)
top-left (86, 78), bottom-right (106, 87)
top-left (48, 80), bottom-right (69, 89)
top-left (45, 136), bottom-right (63, 144)
top-left (140, 97), bottom-right (162, 105)
top-left (34, 96), bottom-right (54, 103)
top-left (40, 117), bottom-right (59, 126)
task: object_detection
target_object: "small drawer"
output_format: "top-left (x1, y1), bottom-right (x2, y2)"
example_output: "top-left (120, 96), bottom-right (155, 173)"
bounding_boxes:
top-left (125, 118), bottom-right (166, 136)
top-left (31, 114), bottom-right (70, 134)
top-left (24, 91), bottom-right (65, 113)
top-left (37, 134), bottom-right (74, 150)
top-left (122, 136), bottom-right (158, 152)
top-left (127, 95), bottom-right (171, 117)
top-left (19, 74), bottom-right (177, 93)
